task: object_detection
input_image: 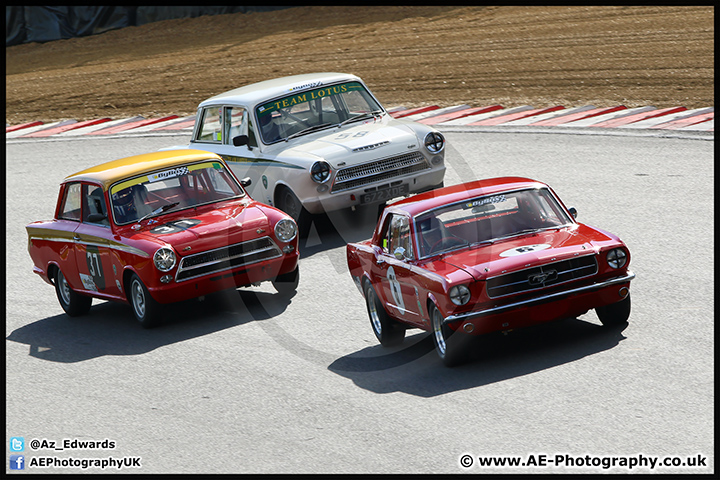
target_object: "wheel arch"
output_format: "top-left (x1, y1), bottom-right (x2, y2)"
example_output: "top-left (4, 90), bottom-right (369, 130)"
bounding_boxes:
top-left (46, 262), bottom-right (60, 285)
top-left (122, 267), bottom-right (141, 302)
top-left (360, 273), bottom-right (373, 297)
top-left (272, 181), bottom-right (295, 207)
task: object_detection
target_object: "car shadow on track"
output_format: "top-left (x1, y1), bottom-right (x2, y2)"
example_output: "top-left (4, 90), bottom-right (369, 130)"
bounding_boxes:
top-left (5, 287), bottom-right (293, 363)
top-left (327, 316), bottom-right (629, 397)
top-left (298, 204), bottom-right (380, 258)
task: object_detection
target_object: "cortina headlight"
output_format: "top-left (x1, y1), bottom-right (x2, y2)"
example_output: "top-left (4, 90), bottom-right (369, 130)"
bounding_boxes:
top-left (310, 161), bottom-right (331, 183)
top-left (153, 247), bottom-right (177, 272)
top-left (424, 132), bottom-right (445, 154)
top-left (449, 284), bottom-right (471, 306)
top-left (275, 218), bottom-right (297, 243)
top-left (607, 248), bottom-right (627, 269)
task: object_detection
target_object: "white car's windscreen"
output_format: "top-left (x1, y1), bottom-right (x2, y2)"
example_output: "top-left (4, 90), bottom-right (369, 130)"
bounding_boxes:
top-left (255, 81), bottom-right (383, 144)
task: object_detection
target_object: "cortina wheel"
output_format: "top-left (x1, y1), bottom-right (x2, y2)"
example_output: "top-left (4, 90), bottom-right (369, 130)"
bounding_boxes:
top-left (272, 266), bottom-right (299, 296)
top-left (276, 186), bottom-right (310, 238)
top-left (54, 268), bottom-right (92, 317)
top-left (128, 273), bottom-right (161, 328)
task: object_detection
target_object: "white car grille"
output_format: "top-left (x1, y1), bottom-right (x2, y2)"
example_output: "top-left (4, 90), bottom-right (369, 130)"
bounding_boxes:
top-left (331, 152), bottom-right (429, 193)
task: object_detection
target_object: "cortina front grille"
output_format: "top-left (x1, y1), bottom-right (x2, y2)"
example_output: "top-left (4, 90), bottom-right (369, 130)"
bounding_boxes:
top-left (175, 236), bottom-right (282, 282)
top-left (331, 152), bottom-right (429, 193)
top-left (486, 254), bottom-right (598, 298)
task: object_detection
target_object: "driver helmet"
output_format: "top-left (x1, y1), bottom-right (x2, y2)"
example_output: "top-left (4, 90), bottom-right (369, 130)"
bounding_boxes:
top-left (112, 186), bottom-right (136, 219)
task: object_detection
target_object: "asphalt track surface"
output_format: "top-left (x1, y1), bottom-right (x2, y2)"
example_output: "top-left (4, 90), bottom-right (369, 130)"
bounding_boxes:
top-left (5, 128), bottom-right (714, 474)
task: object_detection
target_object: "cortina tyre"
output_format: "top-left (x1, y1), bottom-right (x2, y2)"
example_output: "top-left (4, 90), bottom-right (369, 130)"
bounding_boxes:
top-left (365, 282), bottom-right (405, 347)
top-left (54, 268), bottom-right (92, 317)
top-left (276, 186), bottom-right (310, 238)
top-left (272, 266), bottom-right (299, 296)
top-left (128, 273), bottom-right (161, 328)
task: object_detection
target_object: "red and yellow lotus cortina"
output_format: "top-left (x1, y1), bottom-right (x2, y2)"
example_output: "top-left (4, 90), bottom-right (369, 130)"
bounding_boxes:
top-left (346, 177), bottom-right (635, 366)
top-left (26, 149), bottom-right (300, 328)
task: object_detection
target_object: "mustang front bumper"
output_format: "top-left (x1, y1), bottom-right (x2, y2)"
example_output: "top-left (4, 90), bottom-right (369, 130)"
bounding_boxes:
top-left (444, 271), bottom-right (636, 329)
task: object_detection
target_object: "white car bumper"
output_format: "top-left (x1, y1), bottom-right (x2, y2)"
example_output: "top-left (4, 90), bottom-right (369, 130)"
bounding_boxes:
top-left (301, 165), bottom-right (446, 214)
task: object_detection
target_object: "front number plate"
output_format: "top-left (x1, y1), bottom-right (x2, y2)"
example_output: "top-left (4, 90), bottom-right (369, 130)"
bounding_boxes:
top-left (360, 184), bottom-right (409, 204)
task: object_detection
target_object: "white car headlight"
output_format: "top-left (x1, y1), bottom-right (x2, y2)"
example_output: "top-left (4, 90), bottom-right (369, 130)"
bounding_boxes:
top-left (154, 247), bottom-right (177, 272)
top-left (310, 161), bottom-right (331, 183)
top-left (449, 284), bottom-right (471, 306)
top-left (275, 218), bottom-right (297, 243)
top-left (607, 248), bottom-right (627, 269)
top-left (424, 132), bottom-right (445, 154)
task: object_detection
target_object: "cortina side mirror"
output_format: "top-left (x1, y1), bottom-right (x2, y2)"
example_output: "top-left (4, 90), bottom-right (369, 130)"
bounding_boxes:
top-left (233, 135), bottom-right (250, 147)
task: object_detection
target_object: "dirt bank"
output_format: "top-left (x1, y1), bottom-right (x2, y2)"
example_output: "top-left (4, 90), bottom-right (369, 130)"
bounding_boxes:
top-left (5, 5), bottom-right (714, 125)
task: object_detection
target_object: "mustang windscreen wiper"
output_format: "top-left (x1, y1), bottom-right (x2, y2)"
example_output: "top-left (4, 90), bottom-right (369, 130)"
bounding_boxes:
top-left (285, 123), bottom-right (335, 141)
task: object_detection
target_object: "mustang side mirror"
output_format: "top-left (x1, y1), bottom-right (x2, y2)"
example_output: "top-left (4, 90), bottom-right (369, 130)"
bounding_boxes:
top-left (393, 247), bottom-right (407, 261)
top-left (240, 177), bottom-right (252, 187)
top-left (232, 135), bottom-right (250, 147)
top-left (569, 207), bottom-right (577, 219)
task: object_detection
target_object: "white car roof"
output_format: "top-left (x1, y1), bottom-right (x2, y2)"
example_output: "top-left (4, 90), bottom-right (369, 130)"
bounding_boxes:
top-left (199, 72), bottom-right (363, 108)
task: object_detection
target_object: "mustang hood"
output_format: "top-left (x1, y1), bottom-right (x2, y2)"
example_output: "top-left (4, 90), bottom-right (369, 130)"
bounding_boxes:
top-left (133, 203), bottom-right (270, 253)
top-left (276, 120), bottom-right (421, 168)
top-left (434, 225), bottom-right (618, 281)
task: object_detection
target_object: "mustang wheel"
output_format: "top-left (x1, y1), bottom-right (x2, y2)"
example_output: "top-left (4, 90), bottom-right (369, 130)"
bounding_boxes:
top-left (596, 293), bottom-right (631, 326)
top-left (272, 266), bottom-right (299, 296)
top-left (430, 304), bottom-right (466, 367)
top-left (54, 268), bottom-right (92, 317)
top-left (276, 186), bottom-right (310, 238)
top-left (365, 282), bottom-right (405, 346)
top-left (128, 273), bottom-right (161, 328)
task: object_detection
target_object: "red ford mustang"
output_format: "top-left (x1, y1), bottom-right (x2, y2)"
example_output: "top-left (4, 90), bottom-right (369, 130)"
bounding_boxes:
top-left (26, 149), bottom-right (300, 328)
top-left (346, 177), bottom-right (635, 366)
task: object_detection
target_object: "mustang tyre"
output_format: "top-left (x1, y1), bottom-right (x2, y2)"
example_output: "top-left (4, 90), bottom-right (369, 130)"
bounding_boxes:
top-left (596, 294), bottom-right (631, 326)
top-left (430, 304), bottom-right (466, 367)
top-left (365, 282), bottom-right (405, 347)
top-left (54, 268), bottom-right (92, 317)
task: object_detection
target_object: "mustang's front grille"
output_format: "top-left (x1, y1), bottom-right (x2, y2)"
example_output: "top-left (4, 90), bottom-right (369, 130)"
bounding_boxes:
top-left (486, 254), bottom-right (598, 299)
top-left (175, 236), bottom-right (282, 282)
top-left (331, 152), bottom-right (429, 193)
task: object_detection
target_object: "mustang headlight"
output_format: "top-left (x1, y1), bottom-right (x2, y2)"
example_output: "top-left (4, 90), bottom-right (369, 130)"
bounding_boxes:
top-left (310, 161), bottom-right (331, 183)
top-left (607, 248), bottom-right (627, 269)
top-left (154, 247), bottom-right (177, 272)
top-left (449, 284), bottom-right (471, 306)
top-left (424, 132), bottom-right (445, 154)
top-left (275, 218), bottom-right (297, 243)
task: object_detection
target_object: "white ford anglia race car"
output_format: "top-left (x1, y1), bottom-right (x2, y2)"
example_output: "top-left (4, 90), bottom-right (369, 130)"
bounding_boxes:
top-left (163, 73), bottom-right (446, 233)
